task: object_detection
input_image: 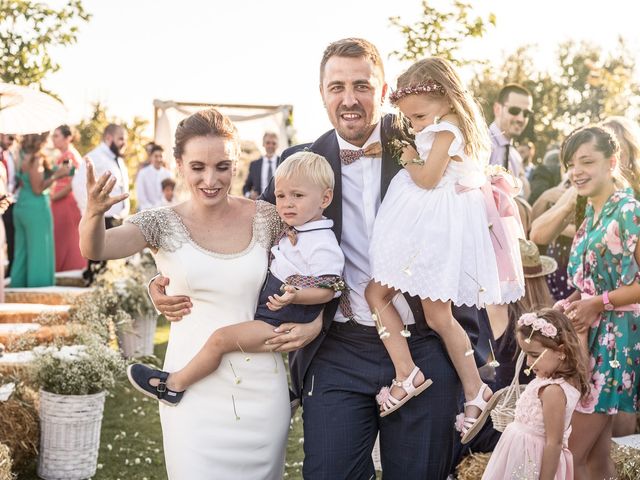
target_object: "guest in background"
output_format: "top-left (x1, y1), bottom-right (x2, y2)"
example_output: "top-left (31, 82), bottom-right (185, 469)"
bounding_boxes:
top-left (602, 116), bottom-right (640, 197)
top-left (0, 134), bottom-right (17, 276)
top-left (0, 156), bottom-right (11, 301)
top-left (135, 144), bottom-right (171, 210)
top-left (73, 123), bottom-right (129, 284)
top-left (529, 148), bottom-right (562, 205)
top-left (51, 125), bottom-right (86, 272)
top-left (516, 141), bottom-right (536, 181)
top-left (531, 177), bottom-right (576, 302)
top-left (161, 177), bottom-right (177, 206)
top-left (243, 132), bottom-right (279, 199)
top-left (11, 133), bottom-right (71, 287)
top-left (489, 83), bottom-right (532, 198)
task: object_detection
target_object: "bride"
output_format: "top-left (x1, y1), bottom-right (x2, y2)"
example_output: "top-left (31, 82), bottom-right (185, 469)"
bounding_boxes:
top-left (79, 109), bottom-right (291, 479)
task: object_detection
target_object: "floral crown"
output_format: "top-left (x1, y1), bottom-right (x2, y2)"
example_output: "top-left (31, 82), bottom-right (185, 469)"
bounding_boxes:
top-left (518, 313), bottom-right (558, 343)
top-left (388, 79), bottom-right (446, 104)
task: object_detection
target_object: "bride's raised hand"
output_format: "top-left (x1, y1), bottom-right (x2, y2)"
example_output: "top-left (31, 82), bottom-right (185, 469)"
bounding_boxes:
top-left (85, 158), bottom-right (129, 218)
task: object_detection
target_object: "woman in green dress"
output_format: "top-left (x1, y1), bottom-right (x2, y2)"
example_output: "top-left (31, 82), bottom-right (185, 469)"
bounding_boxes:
top-left (11, 133), bottom-right (71, 287)
top-left (556, 126), bottom-right (640, 479)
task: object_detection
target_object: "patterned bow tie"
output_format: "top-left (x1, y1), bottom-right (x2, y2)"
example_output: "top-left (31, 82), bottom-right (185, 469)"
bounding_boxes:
top-left (275, 225), bottom-right (299, 246)
top-left (339, 141), bottom-right (383, 165)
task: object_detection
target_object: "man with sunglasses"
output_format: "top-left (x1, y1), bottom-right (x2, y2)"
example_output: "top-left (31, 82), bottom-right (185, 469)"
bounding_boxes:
top-left (489, 83), bottom-right (533, 198)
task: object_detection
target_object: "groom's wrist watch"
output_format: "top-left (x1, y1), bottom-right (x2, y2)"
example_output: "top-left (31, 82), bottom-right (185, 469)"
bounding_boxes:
top-left (602, 291), bottom-right (615, 311)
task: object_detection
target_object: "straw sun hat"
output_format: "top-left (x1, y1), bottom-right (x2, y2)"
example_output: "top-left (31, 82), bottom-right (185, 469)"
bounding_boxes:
top-left (519, 238), bottom-right (558, 278)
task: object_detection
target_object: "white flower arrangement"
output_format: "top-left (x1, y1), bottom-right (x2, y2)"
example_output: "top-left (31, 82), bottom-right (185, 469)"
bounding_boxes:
top-left (30, 339), bottom-right (125, 396)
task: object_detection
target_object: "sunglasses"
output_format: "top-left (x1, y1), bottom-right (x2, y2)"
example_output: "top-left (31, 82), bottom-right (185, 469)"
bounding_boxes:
top-left (506, 106), bottom-right (533, 119)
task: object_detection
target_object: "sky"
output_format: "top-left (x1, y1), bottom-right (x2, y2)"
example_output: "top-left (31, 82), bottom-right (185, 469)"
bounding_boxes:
top-left (42, 0), bottom-right (640, 144)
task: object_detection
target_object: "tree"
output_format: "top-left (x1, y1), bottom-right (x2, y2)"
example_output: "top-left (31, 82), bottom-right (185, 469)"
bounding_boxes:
top-left (390, 2), bottom-right (640, 156)
top-left (389, 0), bottom-right (495, 65)
top-left (0, 0), bottom-right (91, 87)
top-left (470, 40), bottom-right (640, 155)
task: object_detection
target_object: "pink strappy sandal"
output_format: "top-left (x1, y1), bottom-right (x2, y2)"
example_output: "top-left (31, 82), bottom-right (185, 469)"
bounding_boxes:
top-left (459, 383), bottom-right (499, 444)
top-left (377, 366), bottom-right (433, 417)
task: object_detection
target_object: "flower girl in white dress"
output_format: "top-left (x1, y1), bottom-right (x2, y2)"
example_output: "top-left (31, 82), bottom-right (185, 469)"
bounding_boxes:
top-left (366, 58), bottom-right (525, 443)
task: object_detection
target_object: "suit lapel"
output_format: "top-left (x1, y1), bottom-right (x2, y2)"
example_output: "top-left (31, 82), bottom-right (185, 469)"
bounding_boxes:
top-left (380, 114), bottom-right (402, 200)
top-left (309, 130), bottom-right (342, 242)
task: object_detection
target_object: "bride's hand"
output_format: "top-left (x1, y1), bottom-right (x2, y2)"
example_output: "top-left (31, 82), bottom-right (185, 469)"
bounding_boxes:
top-left (265, 313), bottom-right (323, 352)
top-left (85, 158), bottom-right (129, 218)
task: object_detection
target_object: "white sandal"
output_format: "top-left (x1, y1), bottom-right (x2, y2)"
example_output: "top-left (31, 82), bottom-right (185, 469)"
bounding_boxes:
top-left (460, 383), bottom-right (499, 444)
top-left (377, 366), bottom-right (433, 418)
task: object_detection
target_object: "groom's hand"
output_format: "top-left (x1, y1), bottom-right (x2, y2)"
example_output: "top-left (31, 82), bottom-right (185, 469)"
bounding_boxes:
top-left (150, 275), bottom-right (192, 322)
top-left (265, 313), bottom-right (322, 352)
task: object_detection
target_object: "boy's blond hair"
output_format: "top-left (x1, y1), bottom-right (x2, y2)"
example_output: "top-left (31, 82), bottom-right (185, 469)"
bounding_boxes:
top-left (274, 151), bottom-right (334, 190)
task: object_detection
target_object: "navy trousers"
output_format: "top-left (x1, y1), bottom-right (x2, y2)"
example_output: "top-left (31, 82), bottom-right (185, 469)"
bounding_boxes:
top-left (301, 321), bottom-right (461, 480)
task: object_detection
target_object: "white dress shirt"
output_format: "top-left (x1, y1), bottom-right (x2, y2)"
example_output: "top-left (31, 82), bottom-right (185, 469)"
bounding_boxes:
top-left (488, 122), bottom-right (529, 197)
top-left (270, 218), bottom-right (344, 297)
top-left (135, 165), bottom-right (172, 211)
top-left (261, 155), bottom-right (277, 192)
top-left (332, 123), bottom-right (415, 327)
top-left (73, 142), bottom-right (130, 219)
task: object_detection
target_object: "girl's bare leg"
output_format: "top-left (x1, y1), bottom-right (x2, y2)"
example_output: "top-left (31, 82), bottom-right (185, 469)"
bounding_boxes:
top-left (365, 281), bottom-right (426, 401)
top-left (421, 298), bottom-right (492, 418)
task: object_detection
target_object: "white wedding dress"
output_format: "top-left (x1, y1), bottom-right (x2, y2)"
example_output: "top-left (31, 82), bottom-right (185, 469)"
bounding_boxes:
top-left (128, 200), bottom-right (289, 480)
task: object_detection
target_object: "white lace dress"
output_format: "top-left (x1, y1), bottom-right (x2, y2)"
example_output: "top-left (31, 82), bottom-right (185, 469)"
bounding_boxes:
top-left (370, 121), bottom-right (523, 307)
top-left (127, 200), bottom-right (289, 480)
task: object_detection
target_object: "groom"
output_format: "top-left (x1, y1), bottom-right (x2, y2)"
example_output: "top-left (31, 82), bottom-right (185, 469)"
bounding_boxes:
top-left (151, 38), bottom-right (485, 479)
top-left (267, 37), bottom-right (486, 480)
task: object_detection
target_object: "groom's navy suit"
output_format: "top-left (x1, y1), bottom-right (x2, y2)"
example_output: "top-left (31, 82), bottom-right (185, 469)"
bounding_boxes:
top-left (262, 114), bottom-right (488, 480)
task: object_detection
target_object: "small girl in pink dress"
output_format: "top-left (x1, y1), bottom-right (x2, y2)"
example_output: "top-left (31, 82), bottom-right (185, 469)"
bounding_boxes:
top-left (482, 309), bottom-right (590, 480)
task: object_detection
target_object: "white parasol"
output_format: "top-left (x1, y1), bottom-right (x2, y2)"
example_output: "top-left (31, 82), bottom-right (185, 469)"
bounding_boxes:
top-left (0, 83), bottom-right (68, 135)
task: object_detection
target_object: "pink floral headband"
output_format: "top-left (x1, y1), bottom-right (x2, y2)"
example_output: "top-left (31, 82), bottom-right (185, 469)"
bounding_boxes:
top-left (388, 79), bottom-right (446, 104)
top-left (518, 313), bottom-right (558, 343)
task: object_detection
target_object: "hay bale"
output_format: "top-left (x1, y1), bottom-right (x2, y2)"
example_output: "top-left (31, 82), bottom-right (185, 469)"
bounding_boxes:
top-left (455, 452), bottom-right (492, 480)
top-left (0, 383), bottom-right (38, 471)
top-left (612, 443), bottom-right (640, 480)
top-left (0, 443), bottom-right (13, 480)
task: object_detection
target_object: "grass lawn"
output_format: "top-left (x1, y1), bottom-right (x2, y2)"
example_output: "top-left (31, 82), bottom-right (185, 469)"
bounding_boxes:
top-left (19, 318), bottom-right (306, 479)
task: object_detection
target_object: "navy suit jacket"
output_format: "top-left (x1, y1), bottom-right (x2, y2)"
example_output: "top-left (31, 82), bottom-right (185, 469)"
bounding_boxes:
top-left (243, 156), bottom-right (279, 196)
top-left (261, 114), bottom-right (488, 396)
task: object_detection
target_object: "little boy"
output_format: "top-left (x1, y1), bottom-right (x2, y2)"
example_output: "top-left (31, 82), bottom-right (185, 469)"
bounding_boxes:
top-left (128, 151), bottom-right (345, 405)
top-left (160, 177), bottom-right (176, 206)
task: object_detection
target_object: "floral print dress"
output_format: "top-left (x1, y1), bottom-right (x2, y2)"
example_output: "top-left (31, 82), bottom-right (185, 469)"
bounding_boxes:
top-left (567, 189), bottom-right (640, 414)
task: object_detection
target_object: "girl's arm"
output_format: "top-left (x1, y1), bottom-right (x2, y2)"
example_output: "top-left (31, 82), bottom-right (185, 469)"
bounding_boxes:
top-left (402, 130), bottom-right (458, 190)
top-left (530, 186), bottom-right (577, 245)
top-left (565, 238), bottom-right (640, 332)
top-left (28, 159), bottom-right (70, 195)
top-left (79, 159), bottom-right (146, 260)
top-left (539, 384), bottom-right (567, 480)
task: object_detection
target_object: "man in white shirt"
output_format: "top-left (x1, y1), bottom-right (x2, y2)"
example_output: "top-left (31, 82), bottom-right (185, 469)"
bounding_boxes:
top-left (135, 144), bottom-right (171, 210)
top-left (242, 132), bottom-right (279, 199)
top-left (74, 124), bottom-right (129, 283)
top-left (488, 83), bottom-right (533, 198)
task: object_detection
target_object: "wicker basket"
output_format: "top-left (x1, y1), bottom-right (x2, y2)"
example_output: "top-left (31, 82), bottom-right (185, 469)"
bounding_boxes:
top-left (37, 390), bottom-right (106, 480)
top-left (117, 314), bottom-right (157, 358)
top-left (490, 351), bottom-right (527, 432)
